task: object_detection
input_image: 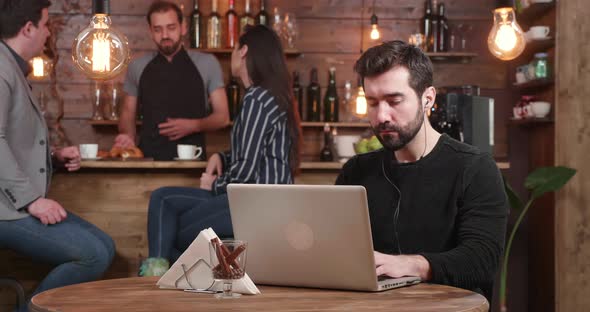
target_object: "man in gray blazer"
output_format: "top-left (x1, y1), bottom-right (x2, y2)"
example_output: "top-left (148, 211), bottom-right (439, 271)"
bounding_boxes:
top-left (0, 0), bottom-right (115, 308)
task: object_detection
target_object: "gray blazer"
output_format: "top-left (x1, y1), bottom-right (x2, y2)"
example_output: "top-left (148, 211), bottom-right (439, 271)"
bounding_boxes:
top-left (0, 43), bottom-right (52, 220)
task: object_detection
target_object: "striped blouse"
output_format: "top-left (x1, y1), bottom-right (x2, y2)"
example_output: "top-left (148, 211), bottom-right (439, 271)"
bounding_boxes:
top-left (212, 86), bottom-right (293, 195)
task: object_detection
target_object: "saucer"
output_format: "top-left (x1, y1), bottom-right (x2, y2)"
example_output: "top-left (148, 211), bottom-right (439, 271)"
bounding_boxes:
top-left (173, 157), bottom-right (199, 161)
top-left (530, 36), bottom-right (552, 41)
top-left (81, 157), bottom-right (102, 160)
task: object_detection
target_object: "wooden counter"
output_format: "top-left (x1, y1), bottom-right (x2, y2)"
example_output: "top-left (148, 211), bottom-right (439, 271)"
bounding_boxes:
top-left (80, 160), bottom-right (510, 170)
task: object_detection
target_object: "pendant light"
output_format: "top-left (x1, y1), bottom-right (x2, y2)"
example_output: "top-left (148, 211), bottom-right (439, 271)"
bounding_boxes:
top-left (28, 54), bottom-right (53, 80)
top-left (356, 1), bottom-right (368, 117)
top-left (369, 0), bottom-right (380, 40)
top-left (72, 0), bottom-right (130, 80)
top-left (487, 0), bottom-right (526, 61)
top-left (355, 77), bottom-right (367, 116)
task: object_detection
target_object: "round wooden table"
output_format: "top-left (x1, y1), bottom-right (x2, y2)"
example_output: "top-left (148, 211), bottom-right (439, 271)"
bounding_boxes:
top-left (30, 277), bottom-right (489, 312)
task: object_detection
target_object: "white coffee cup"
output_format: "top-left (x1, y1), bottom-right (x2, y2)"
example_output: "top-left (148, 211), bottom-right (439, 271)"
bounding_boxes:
top-left (177, 144), bottom-right (203, 160)
top-left (530, 101), bottom-right (551, 118)
top-left (79, 144), bottom-right (98, 159)
top-left (528, 26), bottom-right (550, 39)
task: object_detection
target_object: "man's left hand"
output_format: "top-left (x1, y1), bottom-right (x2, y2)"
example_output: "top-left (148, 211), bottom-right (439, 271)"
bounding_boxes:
top-left (374, 251), bottom-right (432, 281)
top-left (55, 146), bottom-right (81, 172)
top-left (158, 118), bottom-right (198, 141)
top-left (200, 172), bottom-right (217, 191)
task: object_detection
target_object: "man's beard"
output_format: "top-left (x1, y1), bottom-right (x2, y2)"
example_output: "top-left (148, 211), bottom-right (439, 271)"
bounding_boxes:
top-left (157, 38), bottom-right (181, 56)
top-left (372, 105), bottom-right (424, 151)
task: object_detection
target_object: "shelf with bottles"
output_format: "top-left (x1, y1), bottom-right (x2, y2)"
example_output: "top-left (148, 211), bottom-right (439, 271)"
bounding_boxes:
top-left (88, 119), bottom-right (369, 129)
top-left (517, 1), bottom-right (556, 25)
top-left (189, 48), bottom-right (301, 57)
top-left (508, 117), bottom-right (553, 126)
top-left (301, 122), bottom-right (370, 128)
top-left (425, 52), bottom-right (478, 63)
top-left (226, 121), bottom-right (370, 129)
top-left (513, 78), bottom-right (554, 90)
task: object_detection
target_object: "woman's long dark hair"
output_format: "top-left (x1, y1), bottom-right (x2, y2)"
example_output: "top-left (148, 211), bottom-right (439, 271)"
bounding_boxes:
top-left (239, 25), bottom-right (302, 175)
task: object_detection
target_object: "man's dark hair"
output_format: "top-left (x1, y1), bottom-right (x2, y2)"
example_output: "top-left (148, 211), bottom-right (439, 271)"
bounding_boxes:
top-left (0, 0), bottom-right (52, 39)
top-left (354, 40), bottom-right (433, 99)
top-left (147, 1), bottom-right (183, 26)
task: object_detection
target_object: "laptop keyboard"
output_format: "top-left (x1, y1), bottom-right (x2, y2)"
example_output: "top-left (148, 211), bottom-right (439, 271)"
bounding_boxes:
top-left (377, 275), bottom-right (390, 281)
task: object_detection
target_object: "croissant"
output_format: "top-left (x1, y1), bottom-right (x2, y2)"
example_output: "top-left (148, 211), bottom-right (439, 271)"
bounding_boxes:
top-left (121, 147), bottom-right (144, 159)
top-left (109, 146), bottom-right (144, 159)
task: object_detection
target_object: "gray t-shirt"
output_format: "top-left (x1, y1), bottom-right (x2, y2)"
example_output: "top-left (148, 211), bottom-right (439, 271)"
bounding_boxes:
top-left (123, 49), bottom-right (224, 112)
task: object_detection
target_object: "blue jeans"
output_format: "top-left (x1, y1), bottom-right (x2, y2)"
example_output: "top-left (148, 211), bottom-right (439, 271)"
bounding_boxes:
top-left (147, 187), bottom-right (233, 262)
top-left (0, 212), bottom-right (115, 311)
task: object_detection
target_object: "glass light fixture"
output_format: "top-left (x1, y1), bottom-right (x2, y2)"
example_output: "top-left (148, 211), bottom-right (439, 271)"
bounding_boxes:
top-left (72, 0), bottom-right (130, 80)
top-left (487, 5), bottom-right (526, 61)
top-left (369, 0), bottom-right (380, 40)
top-left (354, 78), bottom-right (367, 116)
top-left (28, 54), bottom-right (53, 80)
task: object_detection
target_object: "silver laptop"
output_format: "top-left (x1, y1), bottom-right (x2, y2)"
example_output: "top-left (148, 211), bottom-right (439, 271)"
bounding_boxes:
top-left (227, 184), bottom-right (421, 291)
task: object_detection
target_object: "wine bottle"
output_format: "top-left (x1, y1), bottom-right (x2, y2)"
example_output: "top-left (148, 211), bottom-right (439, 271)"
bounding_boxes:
top-left (319, 123), bottom-right (334, 162)
top-left (239, 0), bottom-right (255, 35)
top-left (437, 2), bottom-right (448, 52)
top-left (323, 67), bottom-right (339, 122)
top-left (189, 0), bottom-right (202, 48)
top-left (206, 0), bottom-right (221, 48)
top-left (306, 68), bottom-right (321, 122)
top-left (292, 71), bottom-right (304, 121)
top-left (256, 0), bottom-right (269, 26)
top-left (226, 74), bottom-right (241, 121)
top-left (342, 80), bottom-right (352, 121)
top-left (421, 0), bottom-right (433, 52)
top-left (226, 0), bottom-right (239, 48)
top-left (431, 0), bottom-right (439, 52)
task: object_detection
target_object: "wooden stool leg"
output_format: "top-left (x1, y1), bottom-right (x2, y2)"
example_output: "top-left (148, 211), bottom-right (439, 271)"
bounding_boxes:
top-left (0, 277), bottom-right (26, 311)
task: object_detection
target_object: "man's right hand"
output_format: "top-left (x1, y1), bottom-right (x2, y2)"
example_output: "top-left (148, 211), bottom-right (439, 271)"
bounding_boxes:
top-left (114, 134), bottom-right (136, 148)
top-left (206, 153), bottom-right (223, 175)
top-left (27, 198), bottom-right (67, 225)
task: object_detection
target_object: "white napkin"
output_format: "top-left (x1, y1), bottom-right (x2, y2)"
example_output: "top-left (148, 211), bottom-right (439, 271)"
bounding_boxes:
top-left (157, 228), bottom-right (260, 295)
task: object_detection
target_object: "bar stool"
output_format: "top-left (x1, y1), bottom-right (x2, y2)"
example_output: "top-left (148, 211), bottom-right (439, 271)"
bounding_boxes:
top-left (0, 277), bottom-right (26, 311)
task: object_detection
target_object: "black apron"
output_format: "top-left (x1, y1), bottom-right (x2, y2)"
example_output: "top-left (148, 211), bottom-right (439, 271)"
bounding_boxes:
top-left (138, 48), bottom-right (208, 160)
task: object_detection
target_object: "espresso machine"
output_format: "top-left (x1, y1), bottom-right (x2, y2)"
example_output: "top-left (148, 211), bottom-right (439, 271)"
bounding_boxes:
top-left (428, 86), bottom-right (494, 154)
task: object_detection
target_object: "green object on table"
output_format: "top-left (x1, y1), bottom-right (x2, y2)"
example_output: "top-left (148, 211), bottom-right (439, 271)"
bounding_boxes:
top-left (139, 257), bottom-right (170, 277)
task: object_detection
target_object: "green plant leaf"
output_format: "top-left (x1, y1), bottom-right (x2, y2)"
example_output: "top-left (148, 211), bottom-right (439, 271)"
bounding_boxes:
top-left (503, 176), bottom-right (523, 211)
top-left (525, 166), bottom-right (576, 200)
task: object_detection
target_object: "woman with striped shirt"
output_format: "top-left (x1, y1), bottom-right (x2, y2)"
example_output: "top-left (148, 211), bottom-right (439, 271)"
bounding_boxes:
top-left (139, 25), bottom-right (302, 275)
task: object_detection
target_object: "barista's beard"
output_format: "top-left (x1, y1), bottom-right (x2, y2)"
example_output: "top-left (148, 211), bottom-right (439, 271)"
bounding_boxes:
top-left (157, 38), bottom-right (182, 56)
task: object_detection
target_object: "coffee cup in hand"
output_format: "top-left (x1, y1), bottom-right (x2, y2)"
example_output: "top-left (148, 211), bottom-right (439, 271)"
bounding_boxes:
top-left (177, 144), bottom-right (203, 160)
top-left (79, 144), bottom-right (98, 159)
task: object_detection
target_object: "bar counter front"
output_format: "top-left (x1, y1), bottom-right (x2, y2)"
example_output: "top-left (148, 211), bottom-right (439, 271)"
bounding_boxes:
top-left (44, 160), bottom-right (343, 278)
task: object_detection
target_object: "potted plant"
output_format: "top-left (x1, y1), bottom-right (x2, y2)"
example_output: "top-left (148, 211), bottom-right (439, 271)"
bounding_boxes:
top-left (500, 166), bottom-right (576, 311)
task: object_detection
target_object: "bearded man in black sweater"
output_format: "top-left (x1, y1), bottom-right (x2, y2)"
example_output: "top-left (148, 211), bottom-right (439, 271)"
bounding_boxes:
top-left (336, 40), bottom-right (508, 302)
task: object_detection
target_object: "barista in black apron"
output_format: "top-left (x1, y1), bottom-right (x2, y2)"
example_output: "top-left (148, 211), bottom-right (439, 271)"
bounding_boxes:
top-left (137, 47), bottom-right (208, 160)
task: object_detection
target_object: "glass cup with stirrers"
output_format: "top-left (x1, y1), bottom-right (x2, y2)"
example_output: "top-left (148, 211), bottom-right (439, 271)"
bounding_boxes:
top-left (209, 239), bottom-right (247, 299)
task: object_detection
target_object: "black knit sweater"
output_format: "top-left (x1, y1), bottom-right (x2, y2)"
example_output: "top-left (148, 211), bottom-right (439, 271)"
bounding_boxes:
top-left (336, 134), bottom-right (508, 301)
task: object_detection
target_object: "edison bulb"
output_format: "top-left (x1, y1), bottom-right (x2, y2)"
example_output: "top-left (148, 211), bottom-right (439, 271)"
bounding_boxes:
top-left (370, 24), bottom-right (380, 40)
top-left (488, 7), bottom-right (525, 61)
top-left (28, 54), bottom-right (53, 80)
top-left (72, 14), bottom-right (130, 80)
top-left (355, 86), bottom-right (367, 116)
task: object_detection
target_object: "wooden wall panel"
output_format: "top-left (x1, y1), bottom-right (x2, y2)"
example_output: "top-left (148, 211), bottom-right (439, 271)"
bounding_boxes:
top-left (555, 0), bottom-right (590, 311)
top-left (49, 0), bottom-right (495, 19)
